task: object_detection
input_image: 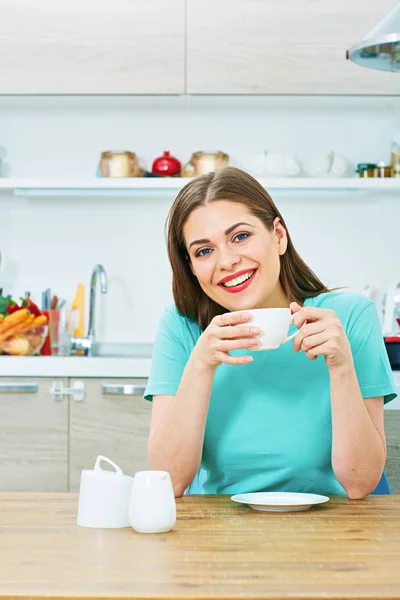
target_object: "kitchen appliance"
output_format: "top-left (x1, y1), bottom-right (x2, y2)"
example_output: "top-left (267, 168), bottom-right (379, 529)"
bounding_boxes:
top-left (151, 151), bottom-right (181, 177)
top-left (347, 3), bottom-right (400, 72)
top-left (182, 151), bottom-right (229, 177)
top-left (384, 335), bottom-right (400, 369)
top-left (98, 151), bottom-right (142, 178)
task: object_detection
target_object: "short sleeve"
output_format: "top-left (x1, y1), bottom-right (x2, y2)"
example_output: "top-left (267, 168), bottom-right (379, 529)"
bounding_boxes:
top-left (348, 300), bottom-right (397, 404)
top-left (144, 306), bottom-right (191, 402)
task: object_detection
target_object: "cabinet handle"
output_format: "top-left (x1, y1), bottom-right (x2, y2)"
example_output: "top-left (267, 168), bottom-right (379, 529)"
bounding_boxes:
top-left (101, 384), bottom-right (146, 396)
top-left (50, 380), bottom-right (86, 402)
top-left (0, 382), bottom-right (38, 393)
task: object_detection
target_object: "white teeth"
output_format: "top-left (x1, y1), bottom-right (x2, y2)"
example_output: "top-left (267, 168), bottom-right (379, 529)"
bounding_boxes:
top-left (222, 270), bottom-right (255, 288)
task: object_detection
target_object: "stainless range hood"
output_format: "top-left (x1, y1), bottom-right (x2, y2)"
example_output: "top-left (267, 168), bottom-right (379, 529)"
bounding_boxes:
top-left (347, 3), bottom-right (400, 72)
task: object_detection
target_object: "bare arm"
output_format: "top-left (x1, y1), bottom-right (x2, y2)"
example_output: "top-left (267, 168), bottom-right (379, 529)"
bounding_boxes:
top-left (329, 367), bottom-right (386, 499)
top-left (148, 359), bottom-right (215, 498)
top-left (292, 303), bottom-right (387, 499)
top-left (148, 311), bottom-right (259, 497)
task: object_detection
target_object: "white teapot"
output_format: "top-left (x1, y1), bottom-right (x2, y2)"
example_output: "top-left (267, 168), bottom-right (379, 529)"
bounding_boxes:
top-left (77, 455), bottom-right (133, 528)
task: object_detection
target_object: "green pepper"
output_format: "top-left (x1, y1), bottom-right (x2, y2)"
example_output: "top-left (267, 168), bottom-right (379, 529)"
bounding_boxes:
top-left (0, 295), bottom-right (9, 316)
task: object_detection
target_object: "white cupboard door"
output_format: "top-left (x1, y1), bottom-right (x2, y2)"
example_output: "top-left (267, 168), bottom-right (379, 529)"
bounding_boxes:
top-left (0, 378), bottom-right (68, 492)
top-left (0, 0), bottom-right (185, 94)
top-left (187, 0), bottom-right (400, 94)
top-left (69, 378), bottom-right (151, 492)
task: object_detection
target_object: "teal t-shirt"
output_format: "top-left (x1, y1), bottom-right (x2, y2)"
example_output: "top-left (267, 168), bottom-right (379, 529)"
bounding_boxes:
top-left (145, 292), bottom-right (397, 495)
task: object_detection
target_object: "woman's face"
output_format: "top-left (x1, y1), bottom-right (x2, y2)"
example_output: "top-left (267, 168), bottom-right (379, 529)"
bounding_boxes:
top-left (183, 200), bottom-right (289, 311)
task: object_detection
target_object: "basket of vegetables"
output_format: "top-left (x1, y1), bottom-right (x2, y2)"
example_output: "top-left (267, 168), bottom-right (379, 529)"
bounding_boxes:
top-left (0, 293), bottom-right (48, 356)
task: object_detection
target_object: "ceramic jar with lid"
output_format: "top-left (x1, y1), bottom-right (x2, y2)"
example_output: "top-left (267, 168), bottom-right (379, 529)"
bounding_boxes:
top-left (182, 151), bottom-right (229, 177)
top-left (151, 151), bottom-right (181, 177)
top-left (98, 151), bottom-right (142, 178)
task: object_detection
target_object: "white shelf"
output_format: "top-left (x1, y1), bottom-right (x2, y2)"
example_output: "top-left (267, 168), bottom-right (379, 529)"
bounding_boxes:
top-left (0, 177), bottom-right (399, 196)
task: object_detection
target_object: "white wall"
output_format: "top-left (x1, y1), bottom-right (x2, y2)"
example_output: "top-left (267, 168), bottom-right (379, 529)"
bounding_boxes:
top-left (0, 96), bottom-right (399, 342)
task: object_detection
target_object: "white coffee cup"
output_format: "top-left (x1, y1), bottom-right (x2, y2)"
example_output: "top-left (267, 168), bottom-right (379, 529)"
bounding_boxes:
top-left (129, 470), bottom-right (176, 534)
top-left (238, 307), bottom-right (297, 351)
top-left (77, 455), bottom-right (133, 528)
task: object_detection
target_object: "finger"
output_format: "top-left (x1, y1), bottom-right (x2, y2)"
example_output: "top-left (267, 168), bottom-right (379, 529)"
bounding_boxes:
top-left (214, 311), bottom-right (252, 327)
top-left (292, 321), bottom-right (327, 352)
top-left (216, 351), bottom-right (253, 365)
top-left (218, 337), bottom-right (259, 352)
top-left (293, 307), bottom-right (337, 328)
top-left (304, 341), bottom-right (331, 361)
top-left (290, 301), bottom-right (302, 315)
top-left (215, 325), bottom-right (260, 340)
top-left (298, 331), bottom-right (330, 354)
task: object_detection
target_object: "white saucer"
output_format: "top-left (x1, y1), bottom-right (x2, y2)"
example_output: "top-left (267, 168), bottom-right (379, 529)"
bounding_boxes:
top-left (231, 492), bottom-right (330, 512)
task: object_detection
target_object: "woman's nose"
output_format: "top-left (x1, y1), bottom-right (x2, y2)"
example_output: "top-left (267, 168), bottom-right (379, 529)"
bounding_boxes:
top-left (217, 247), bottom-right (240, 270)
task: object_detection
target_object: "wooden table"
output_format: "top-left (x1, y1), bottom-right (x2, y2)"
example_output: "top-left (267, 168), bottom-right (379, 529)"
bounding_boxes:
top-left (0, 494), bottom-right (400, 600)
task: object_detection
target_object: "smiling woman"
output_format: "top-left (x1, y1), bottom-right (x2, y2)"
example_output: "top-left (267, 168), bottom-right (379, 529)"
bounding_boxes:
top-left (167, 168), bottom-right (330, 330)
top-left (146, 167), bottom-right (397, 500)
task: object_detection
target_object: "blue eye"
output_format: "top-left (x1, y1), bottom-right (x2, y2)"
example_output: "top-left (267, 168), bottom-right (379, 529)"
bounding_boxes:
top-left (234, 232), bottom-right (249, 242)
top-left (197, 247), bottom-right (212, 257)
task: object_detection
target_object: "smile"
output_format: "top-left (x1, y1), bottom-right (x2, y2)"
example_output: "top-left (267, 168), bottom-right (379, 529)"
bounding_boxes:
top-left (218, 269), bottom-right (257, 293)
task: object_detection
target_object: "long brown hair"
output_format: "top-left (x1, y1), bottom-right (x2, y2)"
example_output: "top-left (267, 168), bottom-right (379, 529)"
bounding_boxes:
top-left (166, 167), bottom-right (330, 330)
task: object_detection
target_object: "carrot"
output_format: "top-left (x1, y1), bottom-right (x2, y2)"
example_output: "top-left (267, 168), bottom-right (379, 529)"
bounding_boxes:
top-left (0, 308), bottom-right (30, 333)
top-left (31, 315), bottom-right (47, 328)
top-left (0, 312), bottom-right (48, 342)
top-left (0, 315), bottom-right (29, 342)
top-left (0, 314), bottom-right (4, 323)
top-left (12, 314), bottom-right (35, 335)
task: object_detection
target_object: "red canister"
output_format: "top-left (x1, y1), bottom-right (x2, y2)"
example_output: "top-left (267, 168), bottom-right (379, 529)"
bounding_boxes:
top-left (152, 151), bottom-right (181, 177)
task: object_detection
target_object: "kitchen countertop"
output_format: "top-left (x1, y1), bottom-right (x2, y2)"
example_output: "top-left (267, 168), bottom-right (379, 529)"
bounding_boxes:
top-left (1, 357), bottom-right (399, 408)
top-left (0, 356), bottom-right (152, 378)
top-left (1, 493), bottom-right (400, 600)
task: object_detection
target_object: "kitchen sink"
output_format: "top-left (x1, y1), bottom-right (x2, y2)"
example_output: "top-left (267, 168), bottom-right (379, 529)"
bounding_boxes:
top-left (91, 342), bottom-right (153, 359)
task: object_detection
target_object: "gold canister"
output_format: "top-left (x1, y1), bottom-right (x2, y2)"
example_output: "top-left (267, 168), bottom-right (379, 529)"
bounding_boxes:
top-left (391, 143), bottom-right (400, 178)
top-left (99, 151), bottom-right (142, 178)
top-left (182, 151), bottom-right (229, 177)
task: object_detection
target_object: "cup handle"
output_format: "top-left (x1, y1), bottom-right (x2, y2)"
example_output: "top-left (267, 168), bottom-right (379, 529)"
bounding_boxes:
top-left (284, 314), bottom-right (297, 343)
top-left (94, 455), bottom-right (123, 476)
top-left (284, 315), bottom-right (307, 343)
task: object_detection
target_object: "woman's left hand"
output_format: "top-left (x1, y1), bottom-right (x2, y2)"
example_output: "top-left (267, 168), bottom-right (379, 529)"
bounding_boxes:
top-left (290, 302), bottom-right (353, 371)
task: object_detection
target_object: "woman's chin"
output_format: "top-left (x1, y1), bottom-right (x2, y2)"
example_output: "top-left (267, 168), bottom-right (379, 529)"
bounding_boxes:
top-left (222, 295), bottom-right (261, 312)
top-left (213, 283), bottom-right (264, 312)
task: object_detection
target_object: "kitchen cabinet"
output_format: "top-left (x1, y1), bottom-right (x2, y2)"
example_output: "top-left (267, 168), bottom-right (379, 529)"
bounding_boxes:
top-left (385, 411), bottom-right (400, 493)
top-left (0, 376), bottom-right (150, 492)
top-left (69, 378), bottom-right (151, 491)
top-left (187, 0), bottom-right (400, 94)
top-left (0, 0), bottom-right (184, 94)
top-left (0, 377), bottom-right (68, 492)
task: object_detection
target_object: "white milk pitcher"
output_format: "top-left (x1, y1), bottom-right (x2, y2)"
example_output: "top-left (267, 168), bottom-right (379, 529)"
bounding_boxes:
top-left (77, 455), bottom-right (133, 528)
top-left (129, 470), bottom-right (176, 534)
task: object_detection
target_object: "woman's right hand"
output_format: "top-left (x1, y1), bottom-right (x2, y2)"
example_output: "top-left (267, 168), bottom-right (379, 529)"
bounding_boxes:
top-left (192, 312), bottom-right (260, 370)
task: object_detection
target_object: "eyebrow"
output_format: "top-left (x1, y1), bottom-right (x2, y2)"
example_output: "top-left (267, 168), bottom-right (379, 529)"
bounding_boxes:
top-left (188, 222), bottom-right (254, 250)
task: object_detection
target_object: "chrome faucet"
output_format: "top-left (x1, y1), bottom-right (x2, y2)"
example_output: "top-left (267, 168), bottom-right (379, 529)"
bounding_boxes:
top-left (87, 264), bottom-right (108, 348)
top-left (70, 264), bottom-right (108, 357)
